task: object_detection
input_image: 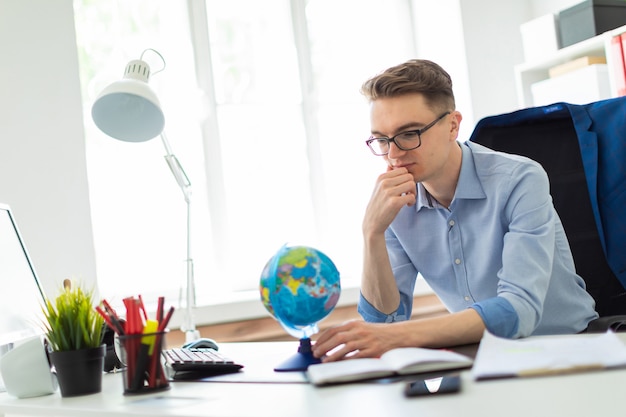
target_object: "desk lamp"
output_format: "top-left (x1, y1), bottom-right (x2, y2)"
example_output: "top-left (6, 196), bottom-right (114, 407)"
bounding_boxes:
top-left (91, 49), bottom-right (200, 344)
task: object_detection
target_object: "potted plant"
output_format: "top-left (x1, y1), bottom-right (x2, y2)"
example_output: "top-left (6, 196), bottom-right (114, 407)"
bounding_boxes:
top-left (41, 279), bottom-right (106, 397)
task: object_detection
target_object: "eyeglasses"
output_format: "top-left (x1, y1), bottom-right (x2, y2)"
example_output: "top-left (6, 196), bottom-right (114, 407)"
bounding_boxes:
top-left (365, 111), bottom-right (450, 156)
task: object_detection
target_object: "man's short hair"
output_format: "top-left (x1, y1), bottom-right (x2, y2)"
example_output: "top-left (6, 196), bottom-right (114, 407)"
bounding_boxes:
top-left (360, 59), bottom-right (455, 113)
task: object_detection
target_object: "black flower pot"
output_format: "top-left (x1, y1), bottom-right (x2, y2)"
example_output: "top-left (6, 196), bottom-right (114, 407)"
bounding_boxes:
top-left (49, 345), bottom-right (106, 397)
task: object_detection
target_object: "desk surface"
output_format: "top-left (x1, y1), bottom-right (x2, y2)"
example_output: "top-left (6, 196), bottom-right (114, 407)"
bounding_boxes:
top-left (0, 337), bottom-right (624, 417)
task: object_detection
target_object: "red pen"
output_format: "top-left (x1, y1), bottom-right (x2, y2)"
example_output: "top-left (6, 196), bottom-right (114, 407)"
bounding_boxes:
top-left (99, 300), bottom-right (125, 335)
top-left (95, 305), bottom-right (118, 334)
top-left (156, 296), bottom-right (165, 323)
top-left (158, 306), bottom-right (175, 333)
top-left (138, 294), bottom-right (148, 321)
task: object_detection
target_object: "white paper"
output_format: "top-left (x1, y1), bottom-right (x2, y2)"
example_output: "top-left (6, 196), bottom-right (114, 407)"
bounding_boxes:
top-left (472, 331), bottom-right (626, 380)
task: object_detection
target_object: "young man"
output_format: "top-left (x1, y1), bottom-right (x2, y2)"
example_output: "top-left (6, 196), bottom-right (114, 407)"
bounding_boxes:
top-left (312, 59), bottom-right (598, 362)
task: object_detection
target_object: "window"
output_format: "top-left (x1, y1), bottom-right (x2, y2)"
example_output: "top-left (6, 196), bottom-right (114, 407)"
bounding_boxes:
top-left (74, 0), bottom-right (417, 318)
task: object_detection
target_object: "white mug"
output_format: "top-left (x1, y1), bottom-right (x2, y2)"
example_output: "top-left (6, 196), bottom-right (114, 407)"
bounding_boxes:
top-left (0, 336), bottom-right (57, 398)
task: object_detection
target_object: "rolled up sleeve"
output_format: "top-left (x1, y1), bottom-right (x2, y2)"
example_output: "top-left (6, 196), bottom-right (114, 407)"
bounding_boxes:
top-left (357, 291), bottom-right (408, 323)
top-left (471, 297), bottom-right (519, 338)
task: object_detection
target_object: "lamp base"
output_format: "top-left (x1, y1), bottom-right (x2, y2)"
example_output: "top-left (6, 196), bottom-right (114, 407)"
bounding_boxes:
top-left (274, 338), bottom-right (321, 372)
top-left (184, 329), bottom-right (201, 345)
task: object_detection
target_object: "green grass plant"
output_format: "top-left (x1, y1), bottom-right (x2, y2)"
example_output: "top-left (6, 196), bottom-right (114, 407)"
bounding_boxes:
top-left (41, 280), bottom-right (104, 351)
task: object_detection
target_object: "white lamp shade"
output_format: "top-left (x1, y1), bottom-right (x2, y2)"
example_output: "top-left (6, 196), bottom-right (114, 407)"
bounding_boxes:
top-left (91, 59), bottom-right (165, 143)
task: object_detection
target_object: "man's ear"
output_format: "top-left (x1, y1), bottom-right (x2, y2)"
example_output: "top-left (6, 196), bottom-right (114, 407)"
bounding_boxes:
top-left (448, 110), bottom-right (462, 140)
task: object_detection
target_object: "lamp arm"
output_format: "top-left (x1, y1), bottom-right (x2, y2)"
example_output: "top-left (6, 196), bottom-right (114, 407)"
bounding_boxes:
top-left (161, 133), bottom-right (192, 203)
top-left (159, 133), bottom-right (199, 343)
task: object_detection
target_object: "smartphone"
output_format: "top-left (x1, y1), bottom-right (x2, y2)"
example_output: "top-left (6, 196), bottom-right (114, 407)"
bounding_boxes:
top-left (404, 375), bottom-right (461, 397)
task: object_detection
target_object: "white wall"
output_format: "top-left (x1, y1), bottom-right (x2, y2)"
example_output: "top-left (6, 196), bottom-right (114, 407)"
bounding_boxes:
top-left (459, 0), bottom-right (532, 122)
top-left (0, 0), bottom-right (97, 298)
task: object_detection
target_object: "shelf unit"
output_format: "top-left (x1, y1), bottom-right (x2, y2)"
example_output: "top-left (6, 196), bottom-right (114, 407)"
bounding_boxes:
top-left (515, 24), bottom-right (626, 108)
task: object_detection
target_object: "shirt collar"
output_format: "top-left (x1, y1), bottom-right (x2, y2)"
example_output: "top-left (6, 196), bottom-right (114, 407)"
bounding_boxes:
top-left (415, 141), bottom-right (486, 211)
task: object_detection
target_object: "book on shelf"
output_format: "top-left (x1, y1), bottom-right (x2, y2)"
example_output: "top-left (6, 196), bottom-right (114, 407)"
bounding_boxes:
top-left (548, 56), bottom-right (606, 78)
top-left (611, 34), bottom-right (626, 96)
top-left (306, 347), bottom-right (473, 386)
top-left (472, 330), bottom-right (626, 381)
top-left (621, 33), bottom-right (626, 96)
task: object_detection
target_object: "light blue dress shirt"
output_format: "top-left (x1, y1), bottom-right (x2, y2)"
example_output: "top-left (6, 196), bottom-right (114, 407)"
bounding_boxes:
top-left (358, 141), bottom-right (598, 338)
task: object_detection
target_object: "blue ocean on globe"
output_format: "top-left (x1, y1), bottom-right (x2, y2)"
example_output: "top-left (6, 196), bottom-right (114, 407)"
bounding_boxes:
top-left (260, 245), bottom-right (341, 339)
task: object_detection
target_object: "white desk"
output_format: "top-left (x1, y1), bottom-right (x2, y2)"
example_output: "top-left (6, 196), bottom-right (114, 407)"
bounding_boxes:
top-left (0, 338), bottom-right (624, 417)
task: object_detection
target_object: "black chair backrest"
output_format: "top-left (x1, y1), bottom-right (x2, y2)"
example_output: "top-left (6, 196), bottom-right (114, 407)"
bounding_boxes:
top-left (469, 107), bottom-right (626, 317)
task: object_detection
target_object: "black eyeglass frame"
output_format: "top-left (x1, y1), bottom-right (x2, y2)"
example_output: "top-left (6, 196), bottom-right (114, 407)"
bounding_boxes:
top-left (365, 111), bottom-right (451, 156)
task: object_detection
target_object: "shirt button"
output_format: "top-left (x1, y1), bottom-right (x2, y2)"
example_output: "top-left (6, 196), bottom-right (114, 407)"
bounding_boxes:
top-left (464, 296), bottom-right (471, 301)
top-left (449, 220), bottom-right (455, 227)
top-left (455, 258), bottom-right (461, 265)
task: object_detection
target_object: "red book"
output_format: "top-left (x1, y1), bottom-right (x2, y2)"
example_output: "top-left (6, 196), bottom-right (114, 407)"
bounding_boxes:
top-left (612, 34), bottom-right (626, 97)
top-left (622, 33), bottom-right (626, 94)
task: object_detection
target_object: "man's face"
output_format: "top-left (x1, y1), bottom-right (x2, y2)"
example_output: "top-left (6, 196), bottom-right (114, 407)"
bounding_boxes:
top-left (369, 93), bottom-right (458, 183)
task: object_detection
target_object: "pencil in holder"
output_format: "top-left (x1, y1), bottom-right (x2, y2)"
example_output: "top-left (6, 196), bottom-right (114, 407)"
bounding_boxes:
top-left (117, 330), bottom-right (170, 394)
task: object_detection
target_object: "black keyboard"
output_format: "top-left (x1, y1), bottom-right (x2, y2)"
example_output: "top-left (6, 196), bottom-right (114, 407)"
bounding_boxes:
top-left (163, 347), bottom-right (244, 379)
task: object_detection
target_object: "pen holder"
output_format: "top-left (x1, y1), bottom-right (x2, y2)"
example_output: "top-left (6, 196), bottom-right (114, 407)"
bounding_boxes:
top-left (117, 330), bottom-right (170, 395)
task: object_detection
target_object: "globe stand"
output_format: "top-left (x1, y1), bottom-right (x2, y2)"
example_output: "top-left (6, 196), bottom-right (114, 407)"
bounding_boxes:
top-left (274, 338), bottom-right (320, 372)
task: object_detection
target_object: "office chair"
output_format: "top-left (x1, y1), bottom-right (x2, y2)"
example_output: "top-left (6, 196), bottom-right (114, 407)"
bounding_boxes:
top-left (468, 97), bottom-right (626, 331)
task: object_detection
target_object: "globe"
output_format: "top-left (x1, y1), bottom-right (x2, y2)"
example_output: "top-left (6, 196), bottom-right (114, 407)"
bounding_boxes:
top-left (259, 245), bottom-right (341, 371)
